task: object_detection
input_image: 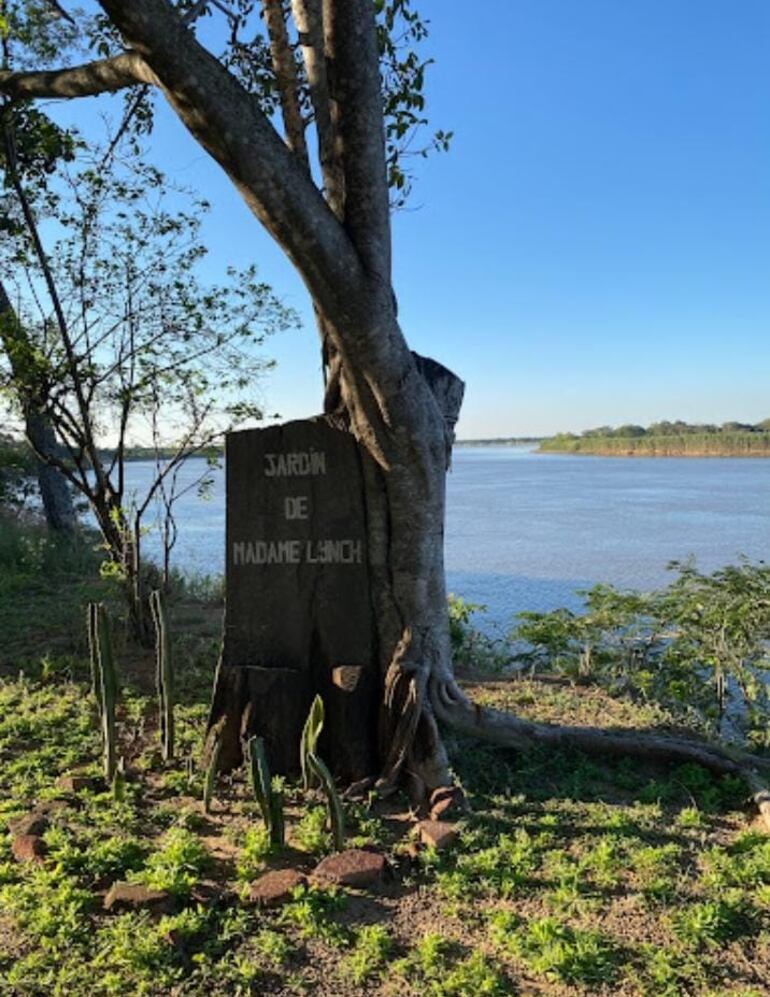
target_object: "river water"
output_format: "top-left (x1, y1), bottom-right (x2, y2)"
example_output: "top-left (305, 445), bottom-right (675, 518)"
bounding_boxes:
top-left (118, 446), bottom-right (770, 633)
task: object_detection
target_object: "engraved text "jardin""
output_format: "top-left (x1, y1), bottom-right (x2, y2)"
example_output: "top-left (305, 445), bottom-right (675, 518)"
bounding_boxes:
top-left (264, 451), bottom-right (326, 477)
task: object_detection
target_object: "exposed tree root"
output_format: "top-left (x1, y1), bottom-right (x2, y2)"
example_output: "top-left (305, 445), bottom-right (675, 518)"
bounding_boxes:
top-left (744, 770), bottom-right (770, 832)
top-left (428, 676), bottom-right (770, 832)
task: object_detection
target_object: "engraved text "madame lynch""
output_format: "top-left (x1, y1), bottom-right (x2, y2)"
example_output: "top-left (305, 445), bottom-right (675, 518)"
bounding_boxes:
top-left (264, 451), bottom-right (326, 476)
top-left (232, 539), bottom-right (362, 565)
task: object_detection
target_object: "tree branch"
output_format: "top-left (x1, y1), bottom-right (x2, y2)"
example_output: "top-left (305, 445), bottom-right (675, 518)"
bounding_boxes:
top-left (291, 0), bottom-right (344, 216)
top-left (323, 0), bottom-right (391, 280)
top-left (261, 0), bottom-right (309, 168)
top-left (0, 52), bottom-right (157, 100)
top-left (1, 119), bottom-right (110, 501)
top-left (95, 0), bottom-right (365, 326)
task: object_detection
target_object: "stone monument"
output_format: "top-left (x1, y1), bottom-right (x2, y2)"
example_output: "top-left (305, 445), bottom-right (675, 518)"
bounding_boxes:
top-left (221, 417), bottom-right (378, 779)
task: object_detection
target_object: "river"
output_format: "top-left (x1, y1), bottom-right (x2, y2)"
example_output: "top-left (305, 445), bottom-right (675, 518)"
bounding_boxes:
top-left (115, 446), bottom-right (770, 633)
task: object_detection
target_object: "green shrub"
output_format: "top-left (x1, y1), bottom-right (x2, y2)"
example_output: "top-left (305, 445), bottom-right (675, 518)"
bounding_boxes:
top-left (280, 884), bottom-right (347, 946)
top-left (235, 826), bottom-right (272, 882)
top-left (672, 896), bottom-right (756, 949)
top-left (293, 804), bottom-right (331, 855)
top-left (448, 594), bottom-right (510, 672)
top-left (511, 560), bottom-right (770, 744)
top-left (341, 924), bottom-right (393, 983)
top-left (491, 912), bottom-right (618, 985)
top-left (131, 827), bottom-right (209, 897)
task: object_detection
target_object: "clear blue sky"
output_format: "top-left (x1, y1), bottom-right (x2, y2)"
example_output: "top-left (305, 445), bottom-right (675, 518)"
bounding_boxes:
top-left (51, 0), bottom-right (770, 437)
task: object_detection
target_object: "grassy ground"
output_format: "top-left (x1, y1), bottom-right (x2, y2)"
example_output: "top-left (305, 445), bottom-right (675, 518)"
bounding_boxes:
top-left (1, 520), bottom-right (770, 996)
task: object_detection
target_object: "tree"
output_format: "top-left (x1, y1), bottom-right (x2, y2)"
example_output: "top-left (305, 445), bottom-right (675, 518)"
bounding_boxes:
top-left (614, 424), bottom-right (646, 438)
top-left (0, 42), bottom-right (79, 533)
top-left (0, 131), bottom-right (292, 638)
top-left (4, 0), bottom-right (770, 814)
top-left (0, 278), bottom-right (76, 531)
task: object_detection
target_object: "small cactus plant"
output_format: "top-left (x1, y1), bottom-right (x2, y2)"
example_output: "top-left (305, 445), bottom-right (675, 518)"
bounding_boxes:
top-left (203, 733), bottom-right (222, 814)
top-left (86, 602), bottom-right (103, 716)
top-left (149, 589), bottom-right (175, 761)
top-left (306, 751), bottom-right (345, 851)
top-left (247, 735), bottom-right (285, 846)
top-left (87, 602), bottom-right (118, 782)
top-left (300, 694), bottom-right (324, 790)
top-left (299, 696), bottom-right (345, 851)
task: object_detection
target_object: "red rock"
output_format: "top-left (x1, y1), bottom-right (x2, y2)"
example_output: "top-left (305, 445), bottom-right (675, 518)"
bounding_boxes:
top-left (248, 869), bottom-right (306, 907)
top-left (417, 820), bottom-right (459, 851)
top-left (8, 810), bottom-right (49, 838)
top-left (36, 800), bottom-right (68, 817)
top-left (104, 882), bottom-right (172, 913)
top-left (56, 774), bottom-right (102, 793)
top-left (429, 786), bottom-right (467, 822)
top-left (11, 834), bottom-right (47, 864)
top-left (312, 849), bottom-right (385, 888)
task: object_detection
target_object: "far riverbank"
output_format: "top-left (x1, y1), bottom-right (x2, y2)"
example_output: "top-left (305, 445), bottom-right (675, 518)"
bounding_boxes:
top-left (539, 433), bottom-right (770, 458)
top-left (539, 420), bottom-right (770, 457)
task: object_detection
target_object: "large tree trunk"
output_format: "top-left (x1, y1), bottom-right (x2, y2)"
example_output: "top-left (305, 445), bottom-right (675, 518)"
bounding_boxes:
top-left (367, 354), bottom-right (465, 795)
top-left (25, 410), bottom-right (77, 534)
top-left (205, 340), bottom-right (464, 801)
top-left (0, 279), bottom-right (76, 534)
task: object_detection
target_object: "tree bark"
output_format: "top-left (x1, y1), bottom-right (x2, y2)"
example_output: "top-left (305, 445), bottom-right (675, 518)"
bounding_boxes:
top-left (0, 280), bottom-right (76, 534)
top-left (25, 410), bottom-right (77, 534)
top-left (261, 0), bottom-right (309, 166)
top-left (0, 52), bottom-right (157, 98)
top-left (204, 348), bottom-right (462, 793)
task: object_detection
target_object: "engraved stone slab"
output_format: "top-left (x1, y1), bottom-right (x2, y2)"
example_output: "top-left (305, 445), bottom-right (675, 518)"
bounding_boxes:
top-left (224, 419), bottom-right (377, 778)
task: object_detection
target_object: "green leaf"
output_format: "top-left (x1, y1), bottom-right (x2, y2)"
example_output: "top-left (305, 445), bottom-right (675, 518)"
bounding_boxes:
top-left (300, 695), bottom-right (325, 790)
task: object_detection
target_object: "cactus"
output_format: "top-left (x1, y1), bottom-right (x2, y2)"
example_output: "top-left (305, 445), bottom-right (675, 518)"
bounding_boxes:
top-left (270, 778), bottom-right (285, 848)
top-left (300, 694), bottom-right (324, 790)
top-left (299, 696), bottom-right (343, 849)
top-left (86, 602), bottom-right (103, 715)
top-left (112, 757), bottom-right (126, 802)
top-left (247, 735), bottom-right (284, 845)
top-left (87, 602), bottom-right (118, 782)
top-left (149, 589), bottom-right (175, 761)
top-left (203, 733), bottom-right (222, 814)
top-left (307, 751), bottom-right (345, 852)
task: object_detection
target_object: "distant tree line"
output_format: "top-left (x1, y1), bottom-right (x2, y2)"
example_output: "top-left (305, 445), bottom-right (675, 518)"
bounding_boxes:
top-left (566, 420), bottom-right (770, 439)
top-left (540, 420), bottom-right (770, 456)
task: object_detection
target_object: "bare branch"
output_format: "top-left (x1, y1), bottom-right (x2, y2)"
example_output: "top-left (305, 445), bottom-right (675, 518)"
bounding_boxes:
top-left (41, 1), bottom-right (76, 26)
top-left (135, 402), bottom-right (216, 518)
top-left (261, 0), bottom-right (309, 168)
top-left (98, 86), bottom-right (152, 169)
top-left (0, 52), bottom-right (157, 100)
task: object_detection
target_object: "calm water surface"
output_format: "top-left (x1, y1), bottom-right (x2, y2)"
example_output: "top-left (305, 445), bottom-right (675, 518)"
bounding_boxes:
top-left (119, 446), bottom-right (770, 632)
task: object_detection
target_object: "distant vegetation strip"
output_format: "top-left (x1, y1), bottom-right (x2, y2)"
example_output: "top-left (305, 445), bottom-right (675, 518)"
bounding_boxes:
top-left (540, 420), bottom-right (770, 457)
top-left (457, 437), bottom-right (544, 446)
top-left (115, 445), bottom-right (224, 463)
